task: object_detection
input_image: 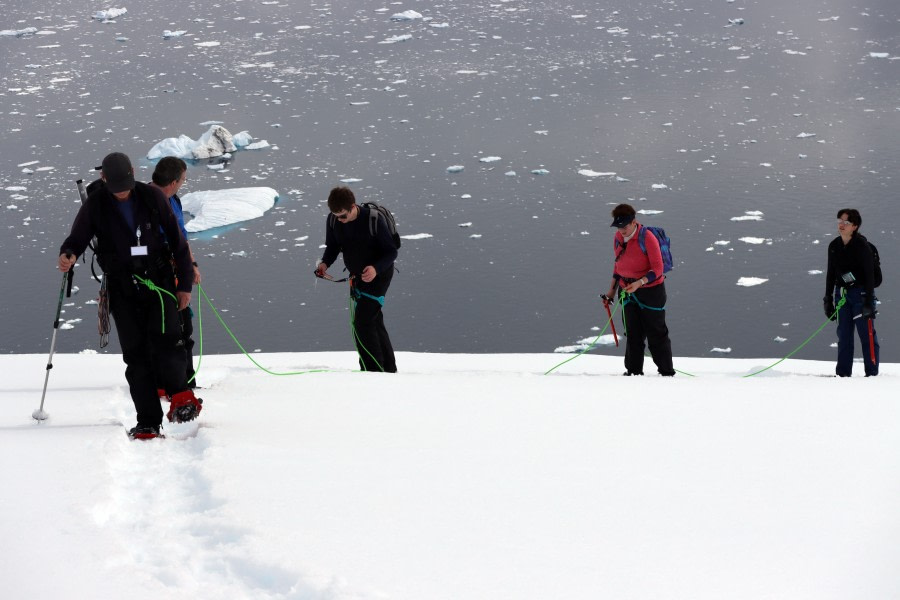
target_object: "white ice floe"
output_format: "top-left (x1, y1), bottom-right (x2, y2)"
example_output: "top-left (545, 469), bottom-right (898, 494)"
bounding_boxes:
top-left (163, 30), bottom-right (186, 39)
top-left (458, 222), bottom-right (472, 228)
top-left (340, 178), bottom-right (362, 183)
top-left (637, 209), bottom-right (663, 215)
top-left (651, 183), bottom-right (668, 190)
top-left (469, 234), bottom-right (482, 239)
top-left (578, 169), bottom-right (616, 178)
top-left (391, 10), bottom-right (423, 21)
top-left (479, 156), bottom-right (502, 163)
top-left (808, 269), bottom-right (823, 275)
top-left (731, 212), bottom-right (764, 221)
top-left (504, 171), bottom-right (517, 177)
top-left (869, 52), bottom-right (889, 59)
top-left (429, 22), bottom-right (450, 28)
top-left (796, 132), bottom-right (817, 139)
top-left (739, 237), bottom-right (770, 244)
top-left (93, 8), bottom-right (127, 21)
top-left (711, 347), bottom-right (732, 354)
top-left (784, 49), bottom-right (807, 56)
top-left (401, 233), bottom-right (433, 240)
top-left (148, 125), bottom-right (257, 160)
top-left (446, 165), bottom-right (465, 173)
top-left (554, 334), bottom-right (617, 353)
top-left (531, 169), bottom-right (549, 175)
top-left (737, 277), bottom-right (768, 287)
top-left (180, 187), bottom-right (279, 232)
top-left (774, 336), bottom-right (788, 343)
top-left (244, 140), bottom-right (270, 150)
top-left (380, 34), bottom-right (413, 44)
top-left (194, 41), bottom-right (220, 47)
top-left (1, 28), bottom-right (39, 37)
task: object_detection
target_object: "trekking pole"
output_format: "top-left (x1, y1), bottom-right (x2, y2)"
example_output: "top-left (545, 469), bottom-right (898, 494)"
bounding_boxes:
top-left (33, 258), bottom-right (74, 422)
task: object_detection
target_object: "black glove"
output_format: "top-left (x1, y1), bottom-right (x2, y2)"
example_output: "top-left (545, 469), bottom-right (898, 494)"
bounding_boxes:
top-left (823, 297), bottom-right (836, 321)
top-left (861, 303), bottom-right (877, 320)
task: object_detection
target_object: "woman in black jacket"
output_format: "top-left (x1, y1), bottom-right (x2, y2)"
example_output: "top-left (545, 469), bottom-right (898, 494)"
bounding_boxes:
top-left (824, 208), bottom-right (879, 376)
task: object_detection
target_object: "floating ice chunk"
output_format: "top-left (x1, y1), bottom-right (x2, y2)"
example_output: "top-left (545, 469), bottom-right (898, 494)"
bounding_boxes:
top-left (651, 183), bottom-right (668, 190)
top-left (1, 27), bottom-right (39, 37)
top-left (714, 240), bottom-right (730, 246)
top-left (737, 277), bottom-right (768, 287)
top-left (244, 140), bottom-right (270, 150)
top-left (606, 27), bottom-right (628, 34)
top-left (446, 165), bottom-right (464, 173)
top-left (739, 237), bottom-right (770, 244)
top-left (469, 234), bottom-right (482, 239)
top-left (531, 169), bottom-right (549, 175)
top-left (818, 16), bottom-right (839, 21)
top-left (504, 171), bottom-right (517, 177)
top-left (461, 194), bottom-right (472, 199)
top-left (349, 101), bottom-right (369, 106)
top-left (232, 131), bottom-right (253, 147)
top-left (93, 8), bottom-right (127, 21)
top-left (458, 222), bottom-right (472, 228)
top-left (479, 156), bottom-right (502, 163)
top-left (774, 336), bottom-right (787, 343)
top-left (180, 187), bottom-right (279, 232)
top-left (207, 163), bottom-right (225, 170)
top-left (711, 347), bottom-right (732, 354)
top-left (796, 132), bottom-right (817, 139)
top-left (578, 169), bottom-right (616, 177)
top-left (163, 30), bottom-right (186, 39)
top-left (760, 162), bottom-right (772, 167)
top-left (380, 34), bottom-right (413, 44)
top-left (401, 233), bottom-right (433, 240)
top-left (726, 18), bottom-right (745, 26)
top-left (456, 70), bottom-right (478, 75)
top-left (808, 269), bottom-right (823, 275)
top-left (340, 178), bottom-right (362, 183)
top-left (194, 41), bottom-right (220, 47)
top-left (148, 125), bottom-right (242, 160)
top-left (869, 52), bottom-right (889, 59)
top-left (429, 22), bottom-right (450, 29)
top-left (391, 10), bottom-right (423, 21)
top-left (637, 209), bottom-right (663, 215)
top-left (731, 214), bottom-right (763, 221)
top-left (231, 251), bottom-right (248, 258)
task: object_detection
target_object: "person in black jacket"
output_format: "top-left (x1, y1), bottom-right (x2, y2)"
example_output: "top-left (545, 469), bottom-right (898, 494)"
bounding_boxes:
top-left (58, 152), bottom-right (203, 438)
top-left (316, 186), bottom-right (398, 372)
top-left (824, 208), bottom-right (879, 377)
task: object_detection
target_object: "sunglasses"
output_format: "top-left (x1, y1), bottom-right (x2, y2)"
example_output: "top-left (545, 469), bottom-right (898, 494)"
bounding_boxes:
top-left (333, 210), bottom-right (350, 220)
top-left (837, 220), bottom-right (853, 226)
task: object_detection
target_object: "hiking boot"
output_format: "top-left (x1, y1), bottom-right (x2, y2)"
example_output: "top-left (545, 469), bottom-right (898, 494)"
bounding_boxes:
top-left (167, 390), bottom-right (203, 423)
top-left (623, 371), bottom-right (644, 376)
top-left (128, 424), bottom-right (163, 440)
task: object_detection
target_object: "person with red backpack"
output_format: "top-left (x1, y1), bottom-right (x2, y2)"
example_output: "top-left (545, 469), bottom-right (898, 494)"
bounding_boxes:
top-left (603, 203), bottom-right (675, 377)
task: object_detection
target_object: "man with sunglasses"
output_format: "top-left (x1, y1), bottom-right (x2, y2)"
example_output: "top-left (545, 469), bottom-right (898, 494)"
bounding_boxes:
top-left (316, 186), bottom-right (398, 372)
top-left (824, 208), bottom-right (879, 376)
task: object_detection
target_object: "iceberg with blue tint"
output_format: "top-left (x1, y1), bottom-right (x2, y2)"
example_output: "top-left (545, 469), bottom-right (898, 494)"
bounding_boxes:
top-left (180, 187), bottom-right (279, 232)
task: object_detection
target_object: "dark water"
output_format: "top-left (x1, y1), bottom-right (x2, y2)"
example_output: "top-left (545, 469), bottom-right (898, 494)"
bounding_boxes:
top-left (2, 0), bottom-right (898, 363)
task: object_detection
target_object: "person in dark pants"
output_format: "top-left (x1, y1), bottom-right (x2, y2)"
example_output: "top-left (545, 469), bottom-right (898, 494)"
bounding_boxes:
top-left (150, 157), bottom-right (201, 389)
top-left (824, 208), bottom-right (879, 377)
top-left (58, 152), bottom-right (202, 439)
top-left (603, 203), bottom-right (675, 377)
top-left (316, 186), bottom-right (398, 372)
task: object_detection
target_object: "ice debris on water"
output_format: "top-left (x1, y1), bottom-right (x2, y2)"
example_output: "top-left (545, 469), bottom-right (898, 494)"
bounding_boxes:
top-left (163, 30), bottom-right (187, 39)
top-left (180, 187), bottom-right (279, 232)
top-left (479, 156), bottom-right (502, 163)
top-left (531, 169), bottom-right (549, 175)
top-left (1, 28), bottom-right (39, 37)
top-left (578, 169), bottom-right (616, 178)
top-left (711, 347), bottom-right (732, 354)
top-left (796, 132), bottom-right (817, 139)
top-left (458, 222), bottom-right (472, 228)
top-left (401, 233), bottom-right (433, 240)
top-left (446, 165), bottom-right (464, 173)
top-left (736, 277), bottom-right (768, 287)
top-left (380, 34), bottom-right (413, 44)
top-left (93, 8), bottom-right (127, 21)
top-left (651, 183), bottom-right (668, 190)
top-left (869, 52), bottom-right (889, 59)
top-left (148, 125), bottom-right (257, 160)
top-left (391, 10), bottom-right (423, 21)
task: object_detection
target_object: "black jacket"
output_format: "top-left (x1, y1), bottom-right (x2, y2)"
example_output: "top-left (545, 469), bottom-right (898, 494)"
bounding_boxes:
top-left (825, 233), bottom-right (875, 301)
top-left (60, 182), bottom-right (193, 293)
top-left (321, 206), bottom-right (398, 296)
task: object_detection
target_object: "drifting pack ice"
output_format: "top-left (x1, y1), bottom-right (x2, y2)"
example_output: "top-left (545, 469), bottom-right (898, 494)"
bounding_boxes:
top-left (180, 187), bottom-right (279, 232)
top-left (147, 125), bottom-right (256, 160)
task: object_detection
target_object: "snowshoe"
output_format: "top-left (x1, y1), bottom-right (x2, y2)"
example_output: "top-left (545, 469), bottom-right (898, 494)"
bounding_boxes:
top-left (128, 424), bottom-right (164, 440)
top-left (167, 390), bottom-right (203, 423)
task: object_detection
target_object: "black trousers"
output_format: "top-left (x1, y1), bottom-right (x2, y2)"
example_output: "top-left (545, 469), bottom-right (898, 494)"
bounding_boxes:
top-left (353, 295), bottom-right (396, 373)
top-left (622, 283), bottom-right (674, 376)
top-left (109, 275), bottom-right (188, 426)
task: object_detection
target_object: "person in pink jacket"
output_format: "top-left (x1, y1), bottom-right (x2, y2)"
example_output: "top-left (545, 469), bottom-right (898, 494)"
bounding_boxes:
top-left (603, 203), bottom-right (675, 376)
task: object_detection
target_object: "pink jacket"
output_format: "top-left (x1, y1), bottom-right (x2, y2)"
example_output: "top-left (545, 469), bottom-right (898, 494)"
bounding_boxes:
top-left (612, 223), bottom-right (665, 287)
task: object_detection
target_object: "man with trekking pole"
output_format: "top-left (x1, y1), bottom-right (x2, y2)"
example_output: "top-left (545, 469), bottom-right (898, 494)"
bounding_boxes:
top-left (57, 152), bottom-right (202, 439)
top-left (824, 208), bottom-right (880, 377)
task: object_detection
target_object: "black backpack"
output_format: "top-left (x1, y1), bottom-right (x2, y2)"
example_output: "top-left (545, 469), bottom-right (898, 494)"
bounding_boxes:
top-left (330, 202), bottom-right (401, 249)
top-left (868, 240), bottom-right (882, 288)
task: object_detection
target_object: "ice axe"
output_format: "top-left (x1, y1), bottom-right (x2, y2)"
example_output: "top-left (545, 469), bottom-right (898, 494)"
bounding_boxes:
top-left (601, 294), bottom-right (619, 347)
top-left (33, 258), bottom-right (74, 422)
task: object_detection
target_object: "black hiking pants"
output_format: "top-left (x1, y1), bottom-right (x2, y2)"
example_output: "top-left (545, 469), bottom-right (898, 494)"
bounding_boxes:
top-left (622, 282), bottom-right (674, 376)
top-left (109, 274), bottom-right (188, 426)
top-left (353, 295), bottom-right (396, 373)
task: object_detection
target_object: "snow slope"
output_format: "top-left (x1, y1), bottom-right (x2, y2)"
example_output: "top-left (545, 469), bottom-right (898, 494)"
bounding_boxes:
top-left (2, 352), bottom-right (899, 600)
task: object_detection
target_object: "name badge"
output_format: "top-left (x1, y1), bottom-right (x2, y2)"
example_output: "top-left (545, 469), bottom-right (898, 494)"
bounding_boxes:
top-left (131, 246), bottom-right (148, 257)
